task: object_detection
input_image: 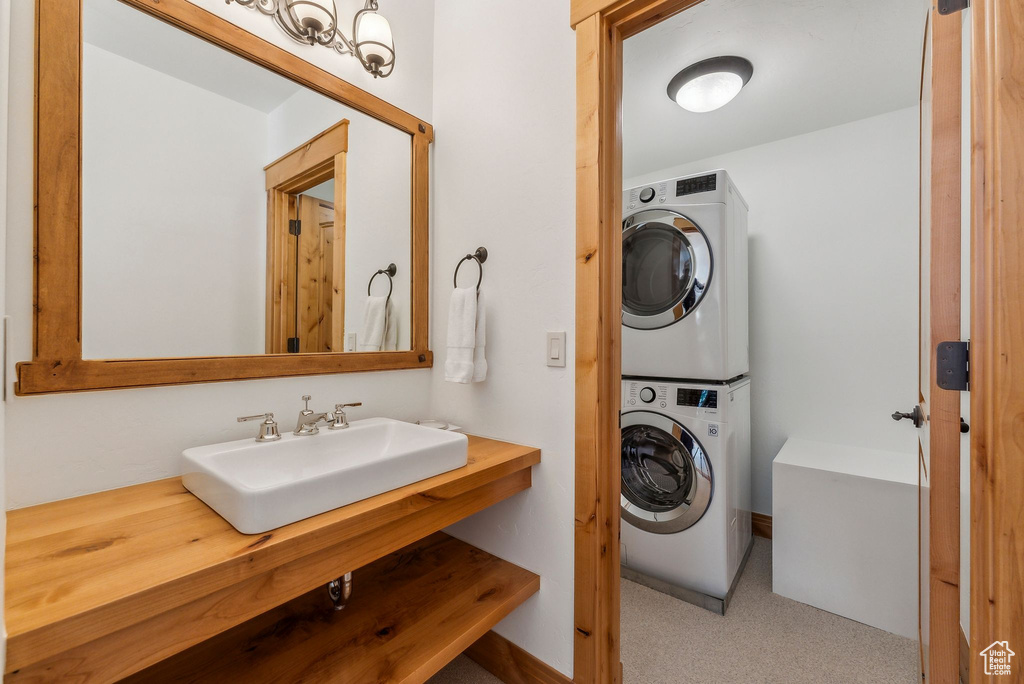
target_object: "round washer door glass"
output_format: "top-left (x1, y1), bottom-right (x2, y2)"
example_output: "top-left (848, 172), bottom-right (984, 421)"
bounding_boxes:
top-left (620, 410), bottom-right (713, 534)
top-left (622, 209), bottom-right (712, 330)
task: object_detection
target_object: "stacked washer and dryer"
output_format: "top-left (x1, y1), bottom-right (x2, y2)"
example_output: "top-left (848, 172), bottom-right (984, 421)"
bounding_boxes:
top-left (620, 169), bottom-right (752, 614)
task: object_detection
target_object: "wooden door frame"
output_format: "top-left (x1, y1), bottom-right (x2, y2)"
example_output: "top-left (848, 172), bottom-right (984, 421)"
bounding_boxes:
top-left (571, 1), bottom-right (1024, 682)
top-left (264, 119), bottom-right (349, 354)
top-left (572, 2), bottom-right (704, 682)
top-left (921, 7), bottom-right (963, 682)
top-left (968, 0), bottom-right (1024, 680)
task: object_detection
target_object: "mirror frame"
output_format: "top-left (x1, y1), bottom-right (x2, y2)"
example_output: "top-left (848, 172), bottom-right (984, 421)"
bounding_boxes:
top-left (17, 0), bottom-right (433, 395)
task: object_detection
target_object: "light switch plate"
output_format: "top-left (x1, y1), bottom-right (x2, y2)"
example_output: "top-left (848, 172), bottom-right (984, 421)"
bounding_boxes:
top-left (345, 332), bottom-right (357, 352)
top-left (546, 331), bottom-right (566, 367)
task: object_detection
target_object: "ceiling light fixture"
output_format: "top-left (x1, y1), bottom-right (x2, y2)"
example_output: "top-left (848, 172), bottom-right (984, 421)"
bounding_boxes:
top-left (227, 0), bottom-right (395, 78)
top-left (667, 56), bottom-right (753, 113)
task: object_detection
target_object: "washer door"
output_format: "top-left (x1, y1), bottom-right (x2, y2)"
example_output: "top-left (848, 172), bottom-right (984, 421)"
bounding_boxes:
top-left (621, 208), bottom-right (712, 330)
top-left (620, 410), bottom-right (713, 534)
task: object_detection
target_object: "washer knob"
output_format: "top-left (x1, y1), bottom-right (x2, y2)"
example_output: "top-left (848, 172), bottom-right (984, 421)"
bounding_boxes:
top-left (639, 187), bottom-right (656, 203)
top-left (639, 387), bottom-right (656, 403)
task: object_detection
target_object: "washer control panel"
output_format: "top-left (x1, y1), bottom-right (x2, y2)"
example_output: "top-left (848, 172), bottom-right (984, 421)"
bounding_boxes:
top-left (625, 182), bottom-right (669, 211)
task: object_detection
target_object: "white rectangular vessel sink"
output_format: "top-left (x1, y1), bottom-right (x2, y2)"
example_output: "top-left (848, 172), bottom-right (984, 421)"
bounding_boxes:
top-left (182, 418), bottom-right (469, 534)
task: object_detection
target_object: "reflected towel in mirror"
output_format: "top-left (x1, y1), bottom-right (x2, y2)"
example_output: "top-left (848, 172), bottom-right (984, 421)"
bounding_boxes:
top-left (359, 296), bottom-right (397, 352)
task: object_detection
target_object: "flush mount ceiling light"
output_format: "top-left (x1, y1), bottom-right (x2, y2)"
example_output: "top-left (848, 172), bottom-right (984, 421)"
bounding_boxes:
top-left (667, 56), bottom-right (753, 113)
top-left (228, 0), bottom-right (395, 78)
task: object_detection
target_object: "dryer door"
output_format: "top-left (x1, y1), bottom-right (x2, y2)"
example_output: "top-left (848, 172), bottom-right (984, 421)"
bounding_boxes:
top-left (620, 410), bottom-right (713, 534)
top-left (621, 208), bottom-right (712, 330)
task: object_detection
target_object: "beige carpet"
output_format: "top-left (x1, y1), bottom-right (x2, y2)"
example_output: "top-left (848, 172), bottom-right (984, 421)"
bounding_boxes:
top-left (430, 538), bottom-right (919, 683)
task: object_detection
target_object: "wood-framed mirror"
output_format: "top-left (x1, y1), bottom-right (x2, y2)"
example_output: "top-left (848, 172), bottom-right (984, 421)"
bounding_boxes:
top-left (17, 0), bottom-right (433, 395)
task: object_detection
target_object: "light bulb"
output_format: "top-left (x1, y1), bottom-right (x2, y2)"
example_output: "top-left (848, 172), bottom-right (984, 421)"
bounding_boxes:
top-left (356, 12), bottom-right (393, 67)
top-left (675, 71), bottom-right (744, 113)
top-left (666, 57), bottom-right (753, 114)
top-left (289, 0), bottom-right (334, 35)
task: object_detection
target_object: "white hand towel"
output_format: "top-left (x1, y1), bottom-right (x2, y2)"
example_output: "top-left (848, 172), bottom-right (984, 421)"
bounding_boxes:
top-left (383, 298), bottom-right (398, 351)
top-left (358, 296), bottom-right (388, 352)
top-left (444, 286), bottom-right (478, 383)
top-left (472, 292), bottom-right (487, 382)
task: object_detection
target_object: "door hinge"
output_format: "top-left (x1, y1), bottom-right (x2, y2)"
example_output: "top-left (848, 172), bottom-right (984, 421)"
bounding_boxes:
top-left (289, 219), bottom-right (301, 236)
top-left (938, 0), bottom-right (968, 14)
top-left (287, 337), bottom-right (300, 353)
top-left (937, 340), bottom-right (969, 391)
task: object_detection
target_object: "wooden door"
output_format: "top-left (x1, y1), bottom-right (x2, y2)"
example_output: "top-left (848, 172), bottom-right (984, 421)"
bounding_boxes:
top-left (969, 0), bottom-right (1024, 679)
top-left (913, 7), bottom-right (962, 683)
top-left (295, 195), bottom-right (343, 353)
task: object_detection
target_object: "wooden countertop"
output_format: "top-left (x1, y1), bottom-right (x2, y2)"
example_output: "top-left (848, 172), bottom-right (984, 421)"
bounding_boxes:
top-left (5, 435), bottom-right (539, 682)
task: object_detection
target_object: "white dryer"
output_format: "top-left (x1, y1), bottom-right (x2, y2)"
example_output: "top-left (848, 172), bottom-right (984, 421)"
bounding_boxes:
top-left (622, 169), bottom-right (748, 381)
top-left (620, 377), bottom-right (752, 613)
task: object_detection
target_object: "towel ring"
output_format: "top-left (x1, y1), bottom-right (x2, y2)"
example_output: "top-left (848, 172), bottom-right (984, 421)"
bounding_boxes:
top-left (453, 247), bottom-right (488, 291)
top-left (367, 263), bottom-right (397, 302)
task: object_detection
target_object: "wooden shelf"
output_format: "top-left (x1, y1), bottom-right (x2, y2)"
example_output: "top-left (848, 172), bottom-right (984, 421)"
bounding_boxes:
top-left (5, 436), bottom-right (540, 682)
top-left (125, 533), bottom-right (539, 683)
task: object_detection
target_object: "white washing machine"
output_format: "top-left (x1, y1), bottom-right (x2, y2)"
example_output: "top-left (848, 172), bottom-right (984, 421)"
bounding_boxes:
top-left (620, 377), bottom-right (752, 612)
top-left (622, 169), bottom-right (749, 381)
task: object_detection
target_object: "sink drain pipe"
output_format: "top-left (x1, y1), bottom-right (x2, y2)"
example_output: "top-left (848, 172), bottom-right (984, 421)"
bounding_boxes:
top-left (327, 572), bottom-right (353, 611)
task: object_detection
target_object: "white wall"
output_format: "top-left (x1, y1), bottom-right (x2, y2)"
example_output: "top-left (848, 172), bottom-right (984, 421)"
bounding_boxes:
top-left (82, 44), bottom-right (268, 358)
top-left (430, 1), bottom-right (577, 676)
top-left (626, 107), bottom-right (921, 515)
top-left (4, 0), bottom-right (436, 508)
top-left (267, 90), bottom-right (412, 351)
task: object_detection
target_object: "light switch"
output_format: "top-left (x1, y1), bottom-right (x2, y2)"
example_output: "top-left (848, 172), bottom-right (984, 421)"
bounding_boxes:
top-left (546, 331), bottom-right (566, 367)
top-left (345, 332), bottom-right (358, 352)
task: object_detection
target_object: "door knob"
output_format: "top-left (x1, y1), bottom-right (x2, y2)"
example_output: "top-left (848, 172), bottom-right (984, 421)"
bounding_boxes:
top-left (892, 405), bottom-right (924, 428)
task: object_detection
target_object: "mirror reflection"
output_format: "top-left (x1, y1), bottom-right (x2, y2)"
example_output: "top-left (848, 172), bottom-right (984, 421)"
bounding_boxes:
top-left (81, 0), bottom-right (412, 359)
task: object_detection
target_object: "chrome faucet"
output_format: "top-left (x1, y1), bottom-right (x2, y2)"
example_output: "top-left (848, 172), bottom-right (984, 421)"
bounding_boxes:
top-left (294, 395), bottom-right (334, 436)
top-left (329, 402), bottom-right (363, 430)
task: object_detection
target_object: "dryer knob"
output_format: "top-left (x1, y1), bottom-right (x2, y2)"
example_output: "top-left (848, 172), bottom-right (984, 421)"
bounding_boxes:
top-left (639, 187), bottom-right (656, 203)
top-left (639, 387), bottom-right (656, 403)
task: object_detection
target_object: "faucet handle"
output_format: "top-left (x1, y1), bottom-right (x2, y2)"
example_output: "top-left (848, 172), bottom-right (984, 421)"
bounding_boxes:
top-left (237, 413), bottom-right (281, 442)
top-left (301, 395), bottom-right (312, 411)
top-left (329, 403), bottom-right (362, 430)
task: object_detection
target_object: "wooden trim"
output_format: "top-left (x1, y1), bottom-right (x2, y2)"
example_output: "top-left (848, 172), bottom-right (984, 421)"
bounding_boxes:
top-left (264, 121), bottom-right (349, 354)
top-left (263, 119), bottom-right (349, 191)
top-left (922, 8), bottom-right (963, 682)
top-left (465, 630), bottom-right (574, 684)
top-left (15, 351), bottom-right (432, 395)
top-left (571, 2), bottom-right (702, 682)
top-left (969, 1), bottom-right (1024, 681)
top-left (574, 13), bottom-right (623, 684)
top-left (24, 0), bottom-right (434, 395)
top-left (411, 133), bottom-right (431, 353)
top-left (751, 512), bottom-right (772, 540)
top-left (570, 0), bottom-right (696, 33)
top-left (34, 0), bottom-right (82, 360)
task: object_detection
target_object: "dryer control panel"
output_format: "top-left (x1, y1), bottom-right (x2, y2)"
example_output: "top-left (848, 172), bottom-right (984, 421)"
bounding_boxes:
top-left (625, 181), bottom-right (668, 211)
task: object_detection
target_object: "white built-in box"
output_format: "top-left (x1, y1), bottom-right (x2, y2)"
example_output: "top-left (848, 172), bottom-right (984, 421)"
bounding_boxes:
top-left (772, 438), bottom-right (917, 639)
